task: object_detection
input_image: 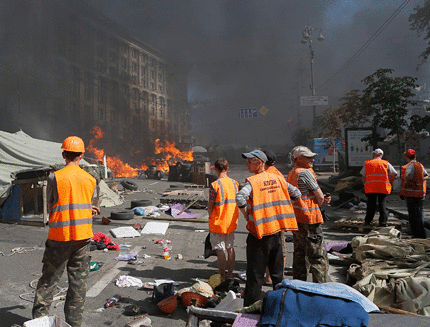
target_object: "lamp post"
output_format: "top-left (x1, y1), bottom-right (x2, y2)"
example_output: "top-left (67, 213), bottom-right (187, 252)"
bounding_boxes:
top-left (301, 25), bottom-right (324, 133)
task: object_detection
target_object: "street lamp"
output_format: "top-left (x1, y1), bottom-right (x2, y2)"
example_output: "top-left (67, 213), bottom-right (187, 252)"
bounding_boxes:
top-left (301, 25), bottom-right (324, 133)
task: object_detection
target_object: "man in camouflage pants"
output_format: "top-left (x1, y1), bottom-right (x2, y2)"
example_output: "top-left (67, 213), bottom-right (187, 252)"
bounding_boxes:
top-left (32, 136), bottom-right (99, 327)
top-left (287, 146), bottom-right (330, 283)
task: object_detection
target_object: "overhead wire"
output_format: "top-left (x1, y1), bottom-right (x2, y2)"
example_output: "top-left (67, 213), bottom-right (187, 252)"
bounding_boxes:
top-left (317, 0), bottom-right (412, 91)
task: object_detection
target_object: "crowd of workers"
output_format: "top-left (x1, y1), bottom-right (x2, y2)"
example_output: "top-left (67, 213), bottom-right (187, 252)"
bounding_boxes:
top-left (31, 135), bottom-right (427, 326)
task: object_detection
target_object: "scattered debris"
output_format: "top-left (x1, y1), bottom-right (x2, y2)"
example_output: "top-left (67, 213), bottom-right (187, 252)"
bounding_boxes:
top-left (110, 226), bottom-right (141, 238)
top-left (115, 252), bottom-right (139, 261)
top-left (141, 222), bottom-right (170, 235)
top-left (116, 275), bottom-right (143, 288)
top-left (332, 217), bottom-right (402, 233)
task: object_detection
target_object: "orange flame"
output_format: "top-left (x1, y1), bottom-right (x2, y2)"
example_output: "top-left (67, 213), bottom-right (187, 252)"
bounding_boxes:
top-left (87, 126), bottom-right (192, 177)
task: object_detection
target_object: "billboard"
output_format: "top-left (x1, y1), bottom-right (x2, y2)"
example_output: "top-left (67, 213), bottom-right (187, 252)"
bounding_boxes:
top-left (345, 128), bottom-right (373, 167)
top-left (311, 138), bottom-right (343, 166)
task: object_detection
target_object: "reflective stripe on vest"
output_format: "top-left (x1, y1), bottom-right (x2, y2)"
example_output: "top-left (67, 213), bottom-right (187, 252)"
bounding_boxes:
top-left (286, 167), bottom-right (323, 224)
top-left (209, 177), bottom-right (239, 234)
top-left (400, 162), bottom-right (426, 198)
top-left (246, 171), bottom-right (297, 239)
top-left (364, 159), bottom-right (391, 194)
top-left (48, 165), bottom-right (96, 242)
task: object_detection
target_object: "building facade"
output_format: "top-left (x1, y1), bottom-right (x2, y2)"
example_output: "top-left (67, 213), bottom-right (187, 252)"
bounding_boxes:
top-left (0, 1), bottom-right (191, 162)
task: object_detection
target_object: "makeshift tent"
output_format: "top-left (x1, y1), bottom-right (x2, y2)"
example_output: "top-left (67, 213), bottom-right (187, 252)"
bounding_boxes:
top-left (0, 130), bottom-right (122, 213)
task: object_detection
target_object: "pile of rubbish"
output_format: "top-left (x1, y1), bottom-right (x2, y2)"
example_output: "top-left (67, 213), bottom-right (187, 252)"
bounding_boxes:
top-left (346, 228), bottom-right (430, 315)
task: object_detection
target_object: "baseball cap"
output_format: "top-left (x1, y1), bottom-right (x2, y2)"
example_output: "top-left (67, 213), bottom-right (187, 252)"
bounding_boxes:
top-left (373, 148), bottom-right (384, 155)
top-left (405, 149), bottom-right (416, 157)
top-left (264, 150), bottom-right (276, 166)
top-left (292, 146), bottom-right (317, 159)
top-left (242, 150), bottom-right (267, 163)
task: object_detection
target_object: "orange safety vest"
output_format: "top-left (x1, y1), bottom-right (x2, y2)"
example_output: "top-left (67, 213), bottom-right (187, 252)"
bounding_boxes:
top-left (363, 159), bottom-right (392, 194)
top-left (209, 177), bottom-right (239, 233)
top-left (48, 165), bottom-right (96, 242)
top-left (266, 165), bottom-right (283, 177)
top-left (400, 162), bottom-right (426, 198)
top-left (287, 167), bottom-right (323, 225)
top-left (246, 171), bottom-right (297, 239)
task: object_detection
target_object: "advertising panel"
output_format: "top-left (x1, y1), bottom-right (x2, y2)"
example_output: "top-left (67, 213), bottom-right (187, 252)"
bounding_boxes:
top-left (312, 138), bottom-right (343, 166)
top-left (345, 129), bottom-right (373, 167)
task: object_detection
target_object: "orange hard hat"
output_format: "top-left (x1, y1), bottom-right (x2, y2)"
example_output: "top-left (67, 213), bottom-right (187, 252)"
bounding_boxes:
top-left (61, 136), bottom-right (85, 153)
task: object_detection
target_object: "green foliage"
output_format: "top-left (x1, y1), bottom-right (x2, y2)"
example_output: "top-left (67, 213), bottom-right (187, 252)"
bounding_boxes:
top-left (319, 106), bottom-right (342, 139)
top-left (409, 114), bottom-right (430, 132)
top-left (338, 89), bottom-right (372, 128)
top-left (292, 127), bottom-right (312, 146)
top-left (319, 68), bottom-right (427, 153)
top-left (409, 1), bottom-right (430, 66)
top-left (362, 68), bottom-right (418, 138)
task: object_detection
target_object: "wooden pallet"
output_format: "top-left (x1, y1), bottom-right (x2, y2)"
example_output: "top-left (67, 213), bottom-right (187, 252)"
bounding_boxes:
top-left (185, 184), bottom-right (206, 189)
top-left (332, 217), bottom-right (402, 233)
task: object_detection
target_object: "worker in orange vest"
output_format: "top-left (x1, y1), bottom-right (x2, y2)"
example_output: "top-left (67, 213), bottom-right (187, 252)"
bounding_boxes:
top-left (33, 136), bottom-right (100, 327)
top-left (400, 149), bottom-right (428, 238)
top-left (287, 146), bottom-right (331, 283)
top-left (262, 149), bottom-right (289, 285)
top-left (361, 148), bottom-right (397, 227)
top-left (236, 150), bottom-right (300, 306)
top-left (208, 158), bottom-right (239, 282)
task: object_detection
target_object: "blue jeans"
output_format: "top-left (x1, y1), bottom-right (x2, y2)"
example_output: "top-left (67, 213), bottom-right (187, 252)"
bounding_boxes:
top-left (405, 197), bottom-right (427, 239)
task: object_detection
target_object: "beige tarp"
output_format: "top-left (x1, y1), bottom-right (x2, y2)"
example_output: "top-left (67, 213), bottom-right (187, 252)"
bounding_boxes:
top-left (349, 228), bottom-right (430, 315)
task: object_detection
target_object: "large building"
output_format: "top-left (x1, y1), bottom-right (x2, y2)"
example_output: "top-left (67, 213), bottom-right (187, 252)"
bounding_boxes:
top-left (0, 1), bottom-right (191, 162)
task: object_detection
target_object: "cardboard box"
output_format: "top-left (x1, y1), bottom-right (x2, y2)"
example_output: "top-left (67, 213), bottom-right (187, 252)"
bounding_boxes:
top-left (23, 315), bottom-right (72, 327)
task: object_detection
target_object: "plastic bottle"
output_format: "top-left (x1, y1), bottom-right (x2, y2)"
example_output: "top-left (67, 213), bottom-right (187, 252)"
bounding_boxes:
top-left (105, 295), bottom-right (121, 308)
top-left (162, 243), bottom-right (171, 260)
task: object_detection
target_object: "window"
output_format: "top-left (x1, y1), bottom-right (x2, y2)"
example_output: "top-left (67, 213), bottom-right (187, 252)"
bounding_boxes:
top-left (151, 94), bottom-right (157, 115)
top-left (84, 73), bottom-right (93, 101)
top-left (96, 61), bottom-right (105, 73)
top-left (133, 88), bottom-right (139, 100)
top-left (132, 62), bottom-right (138, 72)
top-left (121, 57), bottom-right (127, 70)
top-left (98, 77), bottom-right (106, 103)
top-left (120, 43), bottom-right (127, 54)
top-left (132, 48), bottom-right (139, 58)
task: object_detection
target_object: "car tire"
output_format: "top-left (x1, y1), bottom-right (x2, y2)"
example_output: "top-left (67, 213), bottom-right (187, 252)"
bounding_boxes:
top-left (110, 210), bottom-right (135, 220)
top-left (131, 200), bottom-right (152, 208)
top-left (121, 180), bottom-right (138, 191)
top-left (156, 171), bottom-right (162, 180)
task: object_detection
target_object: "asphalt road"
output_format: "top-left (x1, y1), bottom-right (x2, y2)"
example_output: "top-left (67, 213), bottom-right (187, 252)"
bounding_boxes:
top-left (0, 163), bottom-right (425, 327)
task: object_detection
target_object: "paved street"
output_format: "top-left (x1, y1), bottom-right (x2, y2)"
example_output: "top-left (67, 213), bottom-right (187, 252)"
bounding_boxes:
top-left (0, 163), bottom-right (425, 326)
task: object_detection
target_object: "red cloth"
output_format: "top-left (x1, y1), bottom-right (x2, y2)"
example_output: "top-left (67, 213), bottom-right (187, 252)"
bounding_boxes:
top-left (92, 232), bottom-right (119, 251)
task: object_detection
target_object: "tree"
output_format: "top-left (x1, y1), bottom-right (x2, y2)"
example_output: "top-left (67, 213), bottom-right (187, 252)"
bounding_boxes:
top-left (361, 68), bottom-right (418, 156)
top-left (409, 1), bottom-right (430, 66)
top-left (319, 106), bottom-right (342, 140)
top-left (338, 89), bottom-right (372, 128)
top-left (319, 89), bottom-right (371, 136)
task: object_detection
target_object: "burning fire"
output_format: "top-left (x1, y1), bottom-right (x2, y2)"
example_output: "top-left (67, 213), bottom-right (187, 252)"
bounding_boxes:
top-left (87, 126), bottom-right (193, 177)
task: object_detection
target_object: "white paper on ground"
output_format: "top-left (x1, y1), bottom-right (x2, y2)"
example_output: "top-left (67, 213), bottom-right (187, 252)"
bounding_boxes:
top-left (141, 221), bottom-right (169, 235)
top-left (110, 226), bottom-right (141, 238)
top-left (24, 315), bottom-right (72, 327)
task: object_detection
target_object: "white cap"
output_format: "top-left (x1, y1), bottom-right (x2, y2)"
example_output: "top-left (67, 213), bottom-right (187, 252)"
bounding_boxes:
top-left (373, 148), bottom-right (383, 156)
top-left (292, 146), bottom-right (317, 159)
